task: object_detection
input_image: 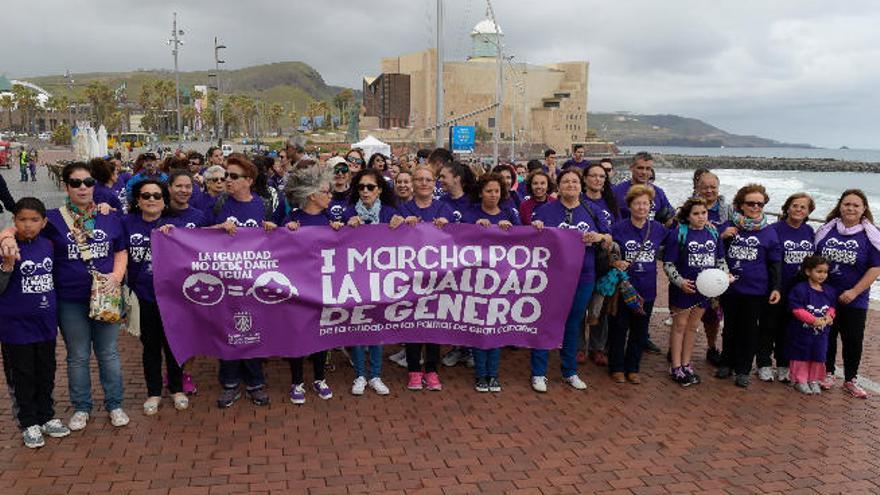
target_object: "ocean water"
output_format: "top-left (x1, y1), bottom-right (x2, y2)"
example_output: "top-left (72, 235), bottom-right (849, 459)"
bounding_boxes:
top-left (652, 168), bottom-right (880, 301)
top-left (619, 145), bottom-right (880, 162)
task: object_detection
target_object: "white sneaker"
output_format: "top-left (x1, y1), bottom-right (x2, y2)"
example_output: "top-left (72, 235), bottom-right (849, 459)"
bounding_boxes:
top-left (40, 419), bottom-right (71, 438)
top-left (143, 396), bottom-right (161, 416)
top-left (388, 348), bottom-right (408, 367)
top-left (776, 367), bottom-right (790, 383)
top-left (757, 366), bottom-right (774, 382)
top-left (531, 376), bottom-right (548, 393)
top-left (109, 408), bottom-right (130, 427)
top-left (351, 376), bottom-right (367, 396)
top-left (368, 377), bottom-right (390, 395)
top-left (172, 392), bottom-right (190, 411)
top-left (565, 375), bottom-right (588, 390)
top-left (68, 411), bottom-right (89, 431)
top-left (808, 381), bottom-right (822, 395)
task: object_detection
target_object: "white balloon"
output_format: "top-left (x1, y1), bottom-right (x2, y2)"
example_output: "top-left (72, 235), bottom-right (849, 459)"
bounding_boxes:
top-left (695, 268), bottom-right (729, 298)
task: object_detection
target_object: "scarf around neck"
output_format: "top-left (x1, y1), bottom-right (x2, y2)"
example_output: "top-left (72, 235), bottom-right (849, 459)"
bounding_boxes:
top-left (355, 199), bottom-right (382, 224)
top-left (732, 211), bottom-right (768, 231)
top-left (65, 198), bottom-right (97, 235)
top-left (815, 217), bottom-right (880, 253)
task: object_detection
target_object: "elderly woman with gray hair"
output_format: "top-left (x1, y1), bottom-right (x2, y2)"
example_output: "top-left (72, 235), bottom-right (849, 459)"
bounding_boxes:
top-left (281, 165), bottom-right (344, 404)
top-left (191, 165), bottom-right (227, 212)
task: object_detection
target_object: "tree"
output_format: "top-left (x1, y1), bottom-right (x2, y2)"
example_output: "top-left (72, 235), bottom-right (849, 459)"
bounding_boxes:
top-left (268, 103), bottom-right (284, 135)
top-left (333, 89), bottom-right (355, 125)
top-left (12, 85), bottom-right (39, 133)
top-left (475, 124), bottom-right (492, 144)
top-left (51, 122), bottom-right (71, 145)
top-left (306, 101), bottom-right (322, 130)
top-left (46, 94), bottom-right (70, 128)
top-left (0, 95), bottom-right (14, 128)
top-left (84, 81), bottom-right (116, 126)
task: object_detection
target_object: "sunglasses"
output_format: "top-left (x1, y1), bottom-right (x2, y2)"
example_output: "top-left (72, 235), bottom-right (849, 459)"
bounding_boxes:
top-left (226, 172), bottom-right (247, 181)
top-left (67, 177), bottom-right (96, 188)
top-left (348, 157), bottom-right (365, 164)
top-left (334, 166), bottom-right (350, 175)
top-left (207, 177), bottom-right (225, 183)
top-left (358, 183), bottom-right (378, 192)
top-left (743, 201), bottom-right (765, 208)
top-left (139, 192), bottom-right (164, 201)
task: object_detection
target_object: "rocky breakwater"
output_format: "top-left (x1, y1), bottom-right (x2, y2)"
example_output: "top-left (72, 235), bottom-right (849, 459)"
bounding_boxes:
top-left (650, 154), bottom-right (880, 173)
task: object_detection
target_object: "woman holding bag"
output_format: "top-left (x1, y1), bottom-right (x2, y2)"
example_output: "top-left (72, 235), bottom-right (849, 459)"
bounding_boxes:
top-left (42, 162), bottom-right (129, 431)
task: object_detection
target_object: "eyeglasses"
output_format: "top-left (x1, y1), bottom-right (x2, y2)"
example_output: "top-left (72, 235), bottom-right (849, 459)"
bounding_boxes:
top-left (743, 201), bottom-right (765, 208)
top-left (67, 177), bottom-right (96, 188)
top-left (226, 172), bottom-right (246, 181)
top-left (334, 166), bottom-right (350, 175)
top-left (358, 183), bottom-right (378, 192)
top-left (207, 177), bottom-right (225, 183)
top-left (139, 192), bottom-right (164, 201)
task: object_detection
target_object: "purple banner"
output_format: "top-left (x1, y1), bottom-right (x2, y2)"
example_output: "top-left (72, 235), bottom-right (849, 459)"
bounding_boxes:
top-left (152, 224), bottom-right (585, 363)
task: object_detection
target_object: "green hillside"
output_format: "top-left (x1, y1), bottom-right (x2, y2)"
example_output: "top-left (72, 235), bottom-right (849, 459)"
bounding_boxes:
top-left (26, 61), bottom-right (356, 111)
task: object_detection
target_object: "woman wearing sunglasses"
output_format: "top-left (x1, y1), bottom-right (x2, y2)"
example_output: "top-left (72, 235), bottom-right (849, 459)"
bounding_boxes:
top-left (328, 157), bottom-right (352, 222)
top-left (122, 180), bottom-right (190, 415)
top-left (42, 162), bottom-right (129, 431)
top-left (717, 184), bottom-right (782, 388)
top-left (345, 149), bottom-right (366, 174)
top-left (207, 153), bottom-right (277, 409)
top-left (342, 168), bottom-right (405, 396)
top-left (529, 168), bottom-right (610, 393)
top-left (191, 165), bottom-right (227, 213)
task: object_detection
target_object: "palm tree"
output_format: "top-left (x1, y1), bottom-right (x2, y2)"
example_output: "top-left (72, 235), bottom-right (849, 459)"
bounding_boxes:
top-left (12, 85), bottom-right (38, 133)
top-left (0, 95), bottom-right (14, 129)
top-left (333, 89), bottom-right (355, 125)
top-left (267, 103), bottom-right (284, 136)
top-left (84, 81), bottom-right (115, 126)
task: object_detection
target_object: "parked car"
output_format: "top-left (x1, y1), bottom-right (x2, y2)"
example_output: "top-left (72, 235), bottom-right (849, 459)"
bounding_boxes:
top-left (0, 141), bottom-right (11, 169)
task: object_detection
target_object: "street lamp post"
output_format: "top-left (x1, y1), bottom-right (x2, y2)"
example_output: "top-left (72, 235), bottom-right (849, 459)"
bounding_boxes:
top-left (168, 13), bottom-right (185, 144)
top-left (211, 37), bottom-right (227, 145)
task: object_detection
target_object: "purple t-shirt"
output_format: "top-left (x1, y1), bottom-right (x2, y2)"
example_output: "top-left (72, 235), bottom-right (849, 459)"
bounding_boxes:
top-left (532, 200), bottom-right (607, 284)
top-left (725, 225), bottom-right (782, 296)
top-left (439, 194), bottom-right (472, 224)
top-left (611, 219), bottom-right (667, 301)
top-left (663, 226), bottom-right (724, 281)
top-left (341, 203), bottom-right (400, 224)
top-left (166, 207), bottom-right (207, 229)
top-left (460, 204), bottom-right (522, 227)
top-left (773, 220), bottom-right (815, 292)
top-left (786, 281), bottom-right (837, 361)
top-left (209, 195), bottom-right (268, 227)
top-left (284, 209), bottom-right (333, 227)
top-left (584, 195), bottom-right (619, 228)
top-left (94, 183), bottom-right (123, 214)
top-left (0, 236), bottom-right (57, 344)
top-left (399, 199), bottom-right (455, 222)
top-left (612, 180), bottom-right (673, 220)
top-left (191, 192), bottom-right (219, 213)
top-left (122, 214), bottom-right (163, 302)
top-left (44, 209), bottom-right (126, 303)
top-left (816, 228), bottom-right (880, 309)
top-left (561, 158), bottom-right (590, 171)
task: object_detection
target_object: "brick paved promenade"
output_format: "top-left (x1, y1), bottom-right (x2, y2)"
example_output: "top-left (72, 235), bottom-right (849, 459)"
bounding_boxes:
top-left (0, 165), bottom-right (878, 495)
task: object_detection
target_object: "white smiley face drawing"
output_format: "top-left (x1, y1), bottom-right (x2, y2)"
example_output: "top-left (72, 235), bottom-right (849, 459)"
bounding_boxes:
top-left (182, 273), bottom-right (226, 306)
top-left (247, 271), bottom-right (298, 304)
top-left (91, 229), bottom-right (108, 242)
top-left (130, 233), bottom-right (145, 246)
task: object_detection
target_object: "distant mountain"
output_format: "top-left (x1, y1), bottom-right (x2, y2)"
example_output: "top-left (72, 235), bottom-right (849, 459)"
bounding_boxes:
top-left (589, 112), bottom-right (814, 148)
top-left (26, 61), bottom-right (357, 109)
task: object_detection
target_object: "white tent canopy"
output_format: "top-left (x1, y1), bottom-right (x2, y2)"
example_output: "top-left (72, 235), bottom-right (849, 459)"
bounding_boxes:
top-left (351, 135), bottom-right (391, 162)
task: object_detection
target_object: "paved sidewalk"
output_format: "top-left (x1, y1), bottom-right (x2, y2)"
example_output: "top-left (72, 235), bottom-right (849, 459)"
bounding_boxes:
top-left (0, 166), bottom-right (878, 495)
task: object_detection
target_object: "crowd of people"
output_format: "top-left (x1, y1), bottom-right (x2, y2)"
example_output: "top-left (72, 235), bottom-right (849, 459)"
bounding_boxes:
top-left (0, 142), bottom-right (877, 449)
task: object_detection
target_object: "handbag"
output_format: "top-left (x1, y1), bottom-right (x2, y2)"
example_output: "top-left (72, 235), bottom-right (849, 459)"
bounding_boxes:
top-left (60, 207), bottom-right (124, 323)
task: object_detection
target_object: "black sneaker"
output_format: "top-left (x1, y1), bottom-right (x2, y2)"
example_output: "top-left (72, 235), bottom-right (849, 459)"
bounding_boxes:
top-left (246, 386), bottom-right (270, 406)
top-left (474, 377), bottom-right (489, 393)
top-left (684, 364), bottom-right (701, 385)
top-left (735, 374), bottom-right (750, 388)
top-left (672, 367), bottom-right (692, 387)
top-left (488, 376), bottom-right (502, 393)
top-left (644, 340), bottom-right (662, 354)
top-left (217, 387), bottom-right (241, 408)
top-left (715, 366), bottom-right (732, 379)
top-left (706, 347), bottom-right (722, 367)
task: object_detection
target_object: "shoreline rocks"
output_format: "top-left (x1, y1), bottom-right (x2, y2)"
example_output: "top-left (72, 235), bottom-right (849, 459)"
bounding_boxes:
top-left (645, 154), bottom-right (880, 173)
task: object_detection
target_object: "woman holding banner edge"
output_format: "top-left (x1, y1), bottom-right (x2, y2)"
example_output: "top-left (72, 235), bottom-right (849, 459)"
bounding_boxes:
top-left (461, 172), bottom-right (521, 393)
top-left (343, 168), bottom-right (406, 396)
top-left (530, 168), bottom-right (611, 393)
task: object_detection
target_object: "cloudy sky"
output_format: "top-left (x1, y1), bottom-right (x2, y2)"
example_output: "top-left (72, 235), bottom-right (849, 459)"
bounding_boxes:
top-left (7, 0), bottom-right (880, 148)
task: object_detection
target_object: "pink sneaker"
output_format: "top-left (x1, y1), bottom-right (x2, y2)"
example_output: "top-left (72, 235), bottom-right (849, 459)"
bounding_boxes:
top-left (183, 373), bottom-right (198, 395)
top-left (424, 372), bottom-right (442, 391)
top-left (407, 372), bottom-right (424, 391)
top-left (819, 373), bottom-right (835, 390)
top-left (844, 379), bottom-right (868, 399)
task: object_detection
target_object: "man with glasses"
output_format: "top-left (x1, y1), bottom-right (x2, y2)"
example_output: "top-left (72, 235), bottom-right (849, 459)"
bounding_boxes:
top-left (599, 157), bottom-right (615, 185)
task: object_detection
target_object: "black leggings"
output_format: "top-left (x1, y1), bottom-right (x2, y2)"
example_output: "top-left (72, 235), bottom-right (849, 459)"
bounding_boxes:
top-left (757, 298), bottom-right (789, 368)
top-left (405, 343), bottom-right (439, 373)
top-left (825, 305), bottom-right (867, 382)
top-left (140, 299), bottom-right (182, 396)
top-left (287, 352), bottom-right (327, 384)
top-left (721, 293), bottom-right (765, 375)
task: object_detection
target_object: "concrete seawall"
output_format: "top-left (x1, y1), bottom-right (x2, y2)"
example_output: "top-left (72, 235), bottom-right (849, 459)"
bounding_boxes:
top-left (641, 154), bottom-right (880, 173)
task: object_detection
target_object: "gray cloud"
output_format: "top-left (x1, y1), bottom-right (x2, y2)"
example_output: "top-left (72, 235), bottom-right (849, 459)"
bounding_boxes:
top-left (5, 0), bottom-right (879, 148)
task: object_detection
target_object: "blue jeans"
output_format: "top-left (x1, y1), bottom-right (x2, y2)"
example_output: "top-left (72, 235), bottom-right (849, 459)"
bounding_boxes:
top-left (608, 300), bottom-right (654, 374)
top-left (531, 281), bottom-right (594, 378)
top-left (218, 359), bottom-right (266, 389)
top-left (351, 346), bottom-right (383, 379)
top-left (57, 300), bottom-right (124, 412)
top-left (472, 348), bottom-right (501, 378)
